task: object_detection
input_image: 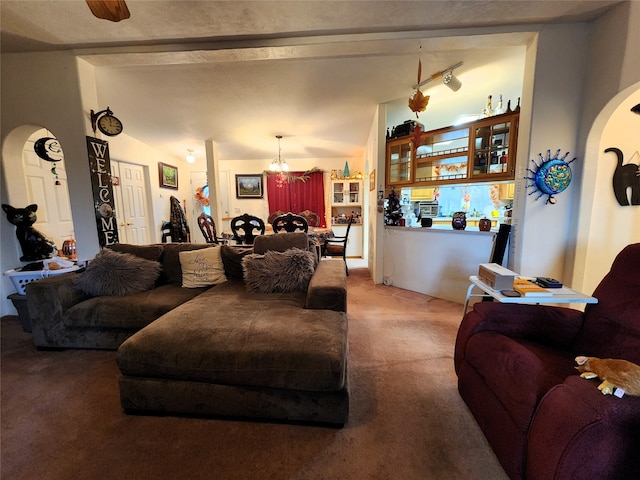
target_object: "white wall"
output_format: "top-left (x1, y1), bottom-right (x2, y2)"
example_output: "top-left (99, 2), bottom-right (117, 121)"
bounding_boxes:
top-left (0, 54), bottom-right (205, 314)
top-left (514, 24), bottom-right (590, 280)
top-left (106, 133), bottom-right (200, 243)
top-left (1, 52), bottom-right (92, 315)
top-left (569, 0), bottom-right (640, 294)
top-left (367, 105), bottom-right (386, 284)
top-left (217, 156), bottom-right (365, 229)
top-left (383, 228), bottom-right (496, 304)
top-left (386, 46), bottom-right (526, 132)
top-left (573, 87), bottom-right (640, 295)
top-left (379, 3), bottom-right (640, 297)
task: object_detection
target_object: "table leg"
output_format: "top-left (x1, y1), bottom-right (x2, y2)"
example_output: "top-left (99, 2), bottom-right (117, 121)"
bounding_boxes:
top-left (462, 283), bottom-right (476, 318)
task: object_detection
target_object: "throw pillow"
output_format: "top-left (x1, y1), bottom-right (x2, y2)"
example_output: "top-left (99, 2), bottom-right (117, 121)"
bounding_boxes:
top-left (253, 232), bottom-right (308, 254)
top-left (242, 248), bottom-right (316, 293)
top-left (73, 248), bottom-right (162, 296)
top-left (179, 246), bottom-right (227, 288)
top-left (220, 245), bottom-right (253, 279)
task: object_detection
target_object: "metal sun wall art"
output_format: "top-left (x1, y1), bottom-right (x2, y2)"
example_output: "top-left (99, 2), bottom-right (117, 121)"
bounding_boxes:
top-left (525, 149), bottom-right (575, 204)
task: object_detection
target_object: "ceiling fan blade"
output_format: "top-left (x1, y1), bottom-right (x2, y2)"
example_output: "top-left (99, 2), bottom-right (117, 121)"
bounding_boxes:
top-left (86, 0), bottom-right (130, 22)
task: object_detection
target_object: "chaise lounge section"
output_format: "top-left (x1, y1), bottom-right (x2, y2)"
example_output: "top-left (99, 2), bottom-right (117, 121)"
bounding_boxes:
top-left (116, 233), bottom-right (349, 425)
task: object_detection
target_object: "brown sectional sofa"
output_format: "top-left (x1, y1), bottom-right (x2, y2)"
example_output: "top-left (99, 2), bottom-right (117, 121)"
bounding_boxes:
top-left (26, 234), bottom-right (349, 425)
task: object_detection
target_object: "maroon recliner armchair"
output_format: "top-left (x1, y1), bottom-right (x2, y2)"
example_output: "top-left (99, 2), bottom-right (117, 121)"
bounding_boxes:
top-left (455, 243), bottom-right (640, 480)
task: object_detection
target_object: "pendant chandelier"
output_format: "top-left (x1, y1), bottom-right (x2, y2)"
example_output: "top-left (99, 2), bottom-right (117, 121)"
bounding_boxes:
top-left (269, 135), bottom-right (290, 187)
top-left (269, 135), bottom-right (289, 172)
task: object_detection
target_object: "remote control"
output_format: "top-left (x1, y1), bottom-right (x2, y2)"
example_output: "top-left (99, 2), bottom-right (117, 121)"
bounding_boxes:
top-left (536, 277), bottom-right (563, 288)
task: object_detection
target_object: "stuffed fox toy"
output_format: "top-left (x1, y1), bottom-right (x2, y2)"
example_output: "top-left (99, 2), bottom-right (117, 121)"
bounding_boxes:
top-left (576, 356), bottom-right (640, 397)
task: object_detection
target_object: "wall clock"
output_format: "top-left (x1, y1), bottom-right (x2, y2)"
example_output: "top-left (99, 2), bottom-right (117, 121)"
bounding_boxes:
top-left (91, 107), bottom-right (124, 136)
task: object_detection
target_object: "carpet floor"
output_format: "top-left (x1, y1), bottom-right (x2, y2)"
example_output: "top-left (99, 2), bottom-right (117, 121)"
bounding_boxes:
top-left (1, 268), bottom-right (507, 480)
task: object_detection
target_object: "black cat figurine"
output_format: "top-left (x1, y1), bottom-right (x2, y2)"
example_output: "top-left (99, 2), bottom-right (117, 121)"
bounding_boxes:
top-left (2, 203), bottom-right (56, 262)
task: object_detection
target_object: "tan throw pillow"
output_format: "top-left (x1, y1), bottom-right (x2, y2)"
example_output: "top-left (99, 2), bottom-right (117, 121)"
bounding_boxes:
top-left (179, 246), bottom-right (227, 288)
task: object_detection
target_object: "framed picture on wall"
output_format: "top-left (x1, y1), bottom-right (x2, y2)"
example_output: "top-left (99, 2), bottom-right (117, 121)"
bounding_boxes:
top-left (370, 169), bottom-right (376, 191)
top-left (158, 162), bottom-right (178, 189)
top-left (235, 174), bottom-right (264, 198)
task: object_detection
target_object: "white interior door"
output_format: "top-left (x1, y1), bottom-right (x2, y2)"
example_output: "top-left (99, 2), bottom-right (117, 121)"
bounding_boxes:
top-left (112, 160), bottom-right (150, 245)
top-left (21, 130), bottom-right (74, 249)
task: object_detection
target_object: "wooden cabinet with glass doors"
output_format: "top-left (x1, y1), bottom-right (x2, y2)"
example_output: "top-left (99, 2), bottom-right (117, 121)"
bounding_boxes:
top-left (414, 125), bottom-right (470, 184)
top-left (386, 137), bottom-right (413, 185)
top-left (469, 113), bottom-right (519, 179)
top-left (385, 112), bottom-right (519, 187)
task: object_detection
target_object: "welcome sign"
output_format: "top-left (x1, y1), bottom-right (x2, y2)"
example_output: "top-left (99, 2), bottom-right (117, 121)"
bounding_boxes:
top-left (86, 136), bottom-right (119, 247)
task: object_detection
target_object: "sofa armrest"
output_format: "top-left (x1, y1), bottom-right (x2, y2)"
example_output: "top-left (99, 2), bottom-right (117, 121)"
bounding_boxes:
top-left (527, 375), bottom-right (640, 479)
top-left (26, 271), bottom-right (89, 347)
top-left (455, 302), bottom-right (584, 374)
top-left (305, 261), bottom-right (347, 312)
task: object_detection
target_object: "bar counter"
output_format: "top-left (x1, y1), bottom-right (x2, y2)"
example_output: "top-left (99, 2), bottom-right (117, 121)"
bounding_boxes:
top-left (382, 225), bottom-right (499, 304)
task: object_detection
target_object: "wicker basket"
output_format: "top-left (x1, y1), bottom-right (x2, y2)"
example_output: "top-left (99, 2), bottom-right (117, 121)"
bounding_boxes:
top-left (4, 266), bottom-right (80, 295)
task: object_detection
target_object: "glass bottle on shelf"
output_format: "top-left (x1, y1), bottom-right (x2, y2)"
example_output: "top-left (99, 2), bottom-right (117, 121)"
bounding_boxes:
top-left (481, 95), bottom-right (494, 118)
top-left (494, 94), bottom-right (505, 115)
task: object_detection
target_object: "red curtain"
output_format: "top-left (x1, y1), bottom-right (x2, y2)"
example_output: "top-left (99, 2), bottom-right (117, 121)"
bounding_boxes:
top-left (266, 171), bottom-right (326, 227)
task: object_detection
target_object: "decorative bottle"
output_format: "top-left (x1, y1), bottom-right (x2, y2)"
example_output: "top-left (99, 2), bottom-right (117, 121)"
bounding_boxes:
top-left (494, 94), bottom-right (505, 115)
top-left (481, 95), bottom-right (494, 118)
top-left (515, 97), bottom-right (521, 112)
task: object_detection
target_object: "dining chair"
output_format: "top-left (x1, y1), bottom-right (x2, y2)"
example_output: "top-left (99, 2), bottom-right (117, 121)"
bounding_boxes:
top-left (323, 216), bottom-right (353, 275)
top-left (160, 221), bottom-right (172, 243)
top-left (230, 213), bottom-right (265, 245)
top-left (197, 213), bottom-right (220, 244)
top-left (267, 210), bottom-right (286, 225)
top-left (298, 210), bottom-right (320, 227)
top-left (272, 212), bottom-right (309, 233)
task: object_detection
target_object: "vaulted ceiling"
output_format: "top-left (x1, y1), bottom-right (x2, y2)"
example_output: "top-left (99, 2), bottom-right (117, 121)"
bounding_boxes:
top-left (0, 1), bottom-right (622, 163)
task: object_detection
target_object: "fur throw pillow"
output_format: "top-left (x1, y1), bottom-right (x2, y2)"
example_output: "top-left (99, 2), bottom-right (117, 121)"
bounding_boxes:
top-left (74, 248), bottom-right (162, 296)
top-left (242, 248), bottom-right (316, 293)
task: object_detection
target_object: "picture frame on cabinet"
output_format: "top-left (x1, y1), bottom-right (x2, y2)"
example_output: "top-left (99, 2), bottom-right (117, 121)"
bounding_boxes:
top-left (158, 162), bottom-right (178, 189)
top-left (370, 170), bottom-right (376, 191)
top-left (235, 174), bottom-right (263, 199)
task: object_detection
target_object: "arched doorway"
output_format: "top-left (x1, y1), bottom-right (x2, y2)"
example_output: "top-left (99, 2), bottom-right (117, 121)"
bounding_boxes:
top-left (1, 125), bottom-right (75, 314)
top-left (571, 82), bottom-right (640, 294)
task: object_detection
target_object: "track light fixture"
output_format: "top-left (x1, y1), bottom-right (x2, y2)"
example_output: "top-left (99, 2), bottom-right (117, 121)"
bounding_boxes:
top-left (443, 71), bottom-right (462, 92)
top-left (413, 61), bottom-right (463, 91)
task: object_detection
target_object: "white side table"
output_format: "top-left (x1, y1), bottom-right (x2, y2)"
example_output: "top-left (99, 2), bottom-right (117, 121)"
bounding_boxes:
top-left (463, 275), bottom-right (598, 317)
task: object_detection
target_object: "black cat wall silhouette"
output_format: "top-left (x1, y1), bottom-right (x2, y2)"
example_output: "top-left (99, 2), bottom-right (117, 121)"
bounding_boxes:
top-left (604, 147), bottom-right (640, 206)
top-left (2, 204), bottom-right (56, 261)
